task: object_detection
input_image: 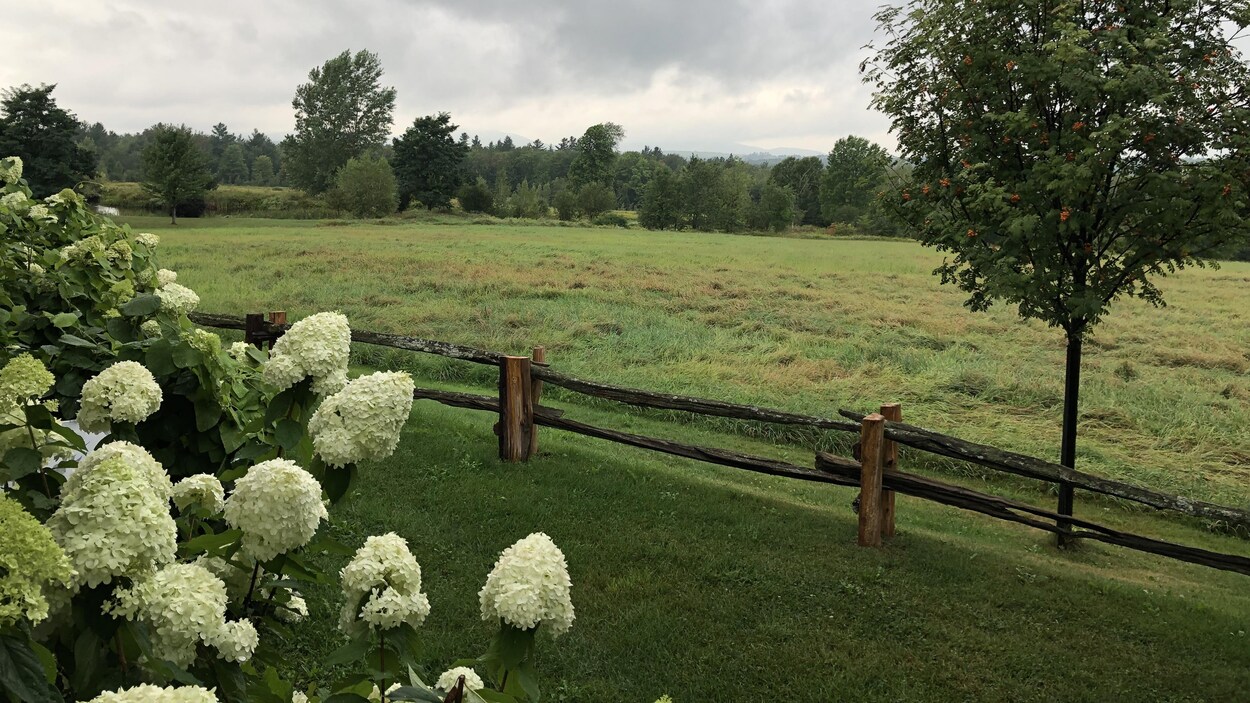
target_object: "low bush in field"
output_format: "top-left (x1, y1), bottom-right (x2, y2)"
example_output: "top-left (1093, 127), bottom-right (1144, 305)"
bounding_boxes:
top-left (100, 181), bottom-right (338, 219)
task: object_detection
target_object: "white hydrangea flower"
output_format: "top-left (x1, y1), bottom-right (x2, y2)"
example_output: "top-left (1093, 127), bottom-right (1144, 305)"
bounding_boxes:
top-left (479, 532), bottom-right (574, 636)
top-left (110, 562), bottom-right (257, 667)
top-left (308, 371), bottom-right (414, 468)
top-left (226, 341), bottom-right (252, 361)
top-left (187, 328), bottom-right (221, 355)
top-left (1, 156), bottom-right (21, 184)
top-left (156, 268), bottom-right (178, 287)
top-left (262, 311), bottom-right (350, 395)
top-left (367, 684), bottom-right (401, 702)
top-left (1, 191), bottom-right (28, 210)
top-left (140, 319), bottom-right (162, 337)
top-left (293, 693), bottom-right (309, 703)
top-left (28, 204), bottom-right (56, 223)
top-left (0, 353), bottom-right (54, 405)
top-left (77, 361), bottom-right (163, 433)
top-left (135, 232), bottom-right (160, 248)
top-left (277, 592), bottom-right (307, 623)
top-left (49, 443), bottom-right (176, 589)
top-left (209, 619), bottom-right (259, 663)
top-left (171, 474), bottom-right (225, 514)
top-left (86, 684), bottom-right (218, 703)
top-left (436, 667), bottom-right (485, 693)
top-left (156, 282), bottom-right (200, 314)
top-left (223, 459), bottom-right (327, 562)
top-left (195, 556), bottom-right (258, 603)
top-left (339, 533), bottom-right (430, 636)
top-left (45, 189), bottom-right (82, 207)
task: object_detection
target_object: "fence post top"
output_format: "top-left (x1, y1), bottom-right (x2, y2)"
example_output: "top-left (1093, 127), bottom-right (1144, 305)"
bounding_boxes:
top-left (863, 413), bottom-right (885, 423)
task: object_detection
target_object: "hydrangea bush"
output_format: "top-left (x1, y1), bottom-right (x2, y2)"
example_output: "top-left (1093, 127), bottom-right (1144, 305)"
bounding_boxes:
top-left (1, 157), bottom-right (582, 703)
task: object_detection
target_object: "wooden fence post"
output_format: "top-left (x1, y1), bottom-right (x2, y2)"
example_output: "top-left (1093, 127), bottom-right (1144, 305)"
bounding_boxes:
top-left (498, 356), bottom-right (533, 462)
top-left (880, 403), bottom-right (901, 538)
top-left (267, 311), bottom-right (287, 349)
top-left (858, 413), bottom-right (886, 547)
top-left (244, 313), bottom-right (265, 348)
top-left (529, 346), bottom-right (546, 457)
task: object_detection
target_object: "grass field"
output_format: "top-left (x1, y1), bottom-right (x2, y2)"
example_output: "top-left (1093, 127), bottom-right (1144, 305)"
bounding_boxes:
top-left (125, 215), bottom-right (1250, 701)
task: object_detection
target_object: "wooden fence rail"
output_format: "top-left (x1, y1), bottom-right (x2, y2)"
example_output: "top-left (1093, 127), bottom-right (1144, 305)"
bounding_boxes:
top-left (190, 310), bottom-right (1250, 578)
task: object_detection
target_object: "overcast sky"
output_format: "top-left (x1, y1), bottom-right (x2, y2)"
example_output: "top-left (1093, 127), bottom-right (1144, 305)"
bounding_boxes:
top-left (1, 0), bottom-right (893, 154)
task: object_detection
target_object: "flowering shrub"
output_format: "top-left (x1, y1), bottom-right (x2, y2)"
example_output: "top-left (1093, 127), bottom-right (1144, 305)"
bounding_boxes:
top-left (0, 156), bottom-right (581, 703)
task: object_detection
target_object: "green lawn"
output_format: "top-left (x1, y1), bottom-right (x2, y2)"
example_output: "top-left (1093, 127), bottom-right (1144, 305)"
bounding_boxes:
top-left (130, 215), bottom-right (1250, 701)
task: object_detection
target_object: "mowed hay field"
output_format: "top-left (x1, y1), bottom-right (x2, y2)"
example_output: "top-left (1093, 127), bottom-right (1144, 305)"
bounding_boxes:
top-left (137, 216), bottom-right (1250, 505)
top-left (126, 216), bottom-right (1250, 701)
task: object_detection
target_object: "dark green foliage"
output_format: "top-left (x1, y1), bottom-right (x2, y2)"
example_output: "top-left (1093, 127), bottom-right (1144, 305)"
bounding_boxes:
top-left (568, 122), bottom-right (625, 187)
top-left (552, 187), bottom-right (578, 221)
top-left (638, 168), bottom-right (683, 230)
top-left (751, 182), bottom-right (798, 232)
top-left (576, 182), bottom-right (616, 219)
top-left (140, 124), bottom-right (215, 224)
top-left (392, 112), bottom-right (470, 210)
top-left (217, 143), bottom-right (249, 184)
top-left (285, 50), bottom-right (396, 194)
top-left (0, 84), bottom-right (96, 197)
top-left (820, 135), bottom-right (890, 225)
top-left (251, 155), bottom-right (275, 186)
top-left (326, 154), bottom-right (397, 218)
top-left (457, 177), bottom-right (494, 213)
top-left (769, 156), bottom-right (825, 225)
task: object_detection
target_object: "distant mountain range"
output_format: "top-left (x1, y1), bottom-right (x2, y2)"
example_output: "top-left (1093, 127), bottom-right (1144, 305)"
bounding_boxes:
top-left (464, 129), bottom-right (825, 165)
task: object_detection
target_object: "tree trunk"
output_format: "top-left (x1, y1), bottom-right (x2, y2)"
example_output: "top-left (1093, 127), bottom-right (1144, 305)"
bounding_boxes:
top-left (170, 203), bottom-right (177, 226)
top-left (1056, 332), bottom-right (1082, 546)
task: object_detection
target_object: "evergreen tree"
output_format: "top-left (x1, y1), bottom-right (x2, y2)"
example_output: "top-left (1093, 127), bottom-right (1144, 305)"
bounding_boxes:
top-left (218, 143), bottom-right (249, 184)
top-left (638, 168), bottom-right (683, 230)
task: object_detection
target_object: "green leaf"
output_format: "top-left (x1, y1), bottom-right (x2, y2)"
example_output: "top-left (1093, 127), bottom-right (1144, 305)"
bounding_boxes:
top-left (0, 631), bottom-right (62, 703)
top-left (387, 686), bottom-right (444, 702)
top-left (194, 393), bottom-right (222, 432)
top-left (275, 418), bottom-right (303, 451)
top-left (323, 463), bottom-right (356, 503)
top-left (50, 312), bottom-right (78, 328)
top-left (264, 388), bottom-right (295, 425)
top-left (325, 637), bottom-right (372, 666)
top-left (46, 423), bottom-right (87, 452)
top-left (145, 340), bottom-right (176, 376)
top-left (58, 333), bottom-right (97, 348)
top-left (220, 423), bottom-right (247, 453)
top-left (3, 448), bottom-right (43, 480)
top-left (105, 316), bottom-right (136, 342)
top-left (120, 294), bottom-right (161, 317)
top-left (179, 529), bottom-right (242, 557)
top-left (473, 691), bottom-right (520, 703)
top-left (323, 695), bottom-right (371, 703)
top-left (22, 404), bottom-right (54, 430)
top-left (172, 342), bottom-right (203, 369)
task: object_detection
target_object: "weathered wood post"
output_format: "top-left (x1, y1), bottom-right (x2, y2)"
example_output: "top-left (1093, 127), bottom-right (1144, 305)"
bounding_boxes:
top-left (244, 313), bottom-right (265, 348)
top-left (498, 355), bottom-right (533, 462)
top-left (880, 402), bottom-right (901, 538)
top-left (858, 413), bottom-right (886, 547)
top-left (529, 346), bottom-right (546, 457)
top-left (267, 311), bottom-right (287, 349)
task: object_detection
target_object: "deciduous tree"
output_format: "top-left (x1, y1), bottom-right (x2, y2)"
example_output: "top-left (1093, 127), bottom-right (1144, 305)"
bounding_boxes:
top-left (326, 154), bottom-right (397, 218)
top-left (569, 122), bottom-right (625, 187)
top-left (0, 84), bottom-right (96, 197)
top-left (392, 112), bottom-right (470, 210)
top-left (285, 49), bottom-right (396, 194)
top-left (863, 0), bottom-right (1250, 535)
top-left (820, 135), bottom-right (890, 225)
top-left (141, 124), bottom-right (215, 224)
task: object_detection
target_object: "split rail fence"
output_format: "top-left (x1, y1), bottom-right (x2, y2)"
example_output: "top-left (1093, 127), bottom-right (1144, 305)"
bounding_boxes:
top-left (190, 311), bottom-right (1250, 577)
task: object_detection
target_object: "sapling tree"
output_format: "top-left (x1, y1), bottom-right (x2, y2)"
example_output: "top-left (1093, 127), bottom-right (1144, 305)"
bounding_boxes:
top-left (863, 0), bottom-right (1250, 538)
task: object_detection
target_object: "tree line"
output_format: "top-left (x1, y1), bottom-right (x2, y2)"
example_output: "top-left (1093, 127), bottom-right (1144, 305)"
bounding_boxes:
top-left (1, 48), bottom-right (902, 232)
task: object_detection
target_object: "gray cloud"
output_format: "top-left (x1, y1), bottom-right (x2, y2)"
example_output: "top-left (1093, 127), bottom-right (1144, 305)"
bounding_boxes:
top-left (1, 0), bottom-right (894, 152)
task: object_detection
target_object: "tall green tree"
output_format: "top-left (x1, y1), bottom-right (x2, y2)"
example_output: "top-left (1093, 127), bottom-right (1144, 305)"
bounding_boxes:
top-left (864, 0), bottom-right (1250, 537)
top-left (769, 156), bottom-right (825, 225)
top-left (218, 143), bottom-right (249, 184)
top-left (284, 49), bottom-right (396, 194)
top-left (568, 122), bottom-right (625, 187)
top-left (141, 124), bottom-right (215, 225)
top-left (820, 135), bottom-right (890, 225)
top-left (751, 183), bottom-right (798, 233)
top-left (392, 112), bottom-right (470, 209)
top-left (639, 168), bottom-right (683, 230)
top-left (251, 155), bottom-right (275, 186)
top-left (0, 84), bottom-right (96, 197)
